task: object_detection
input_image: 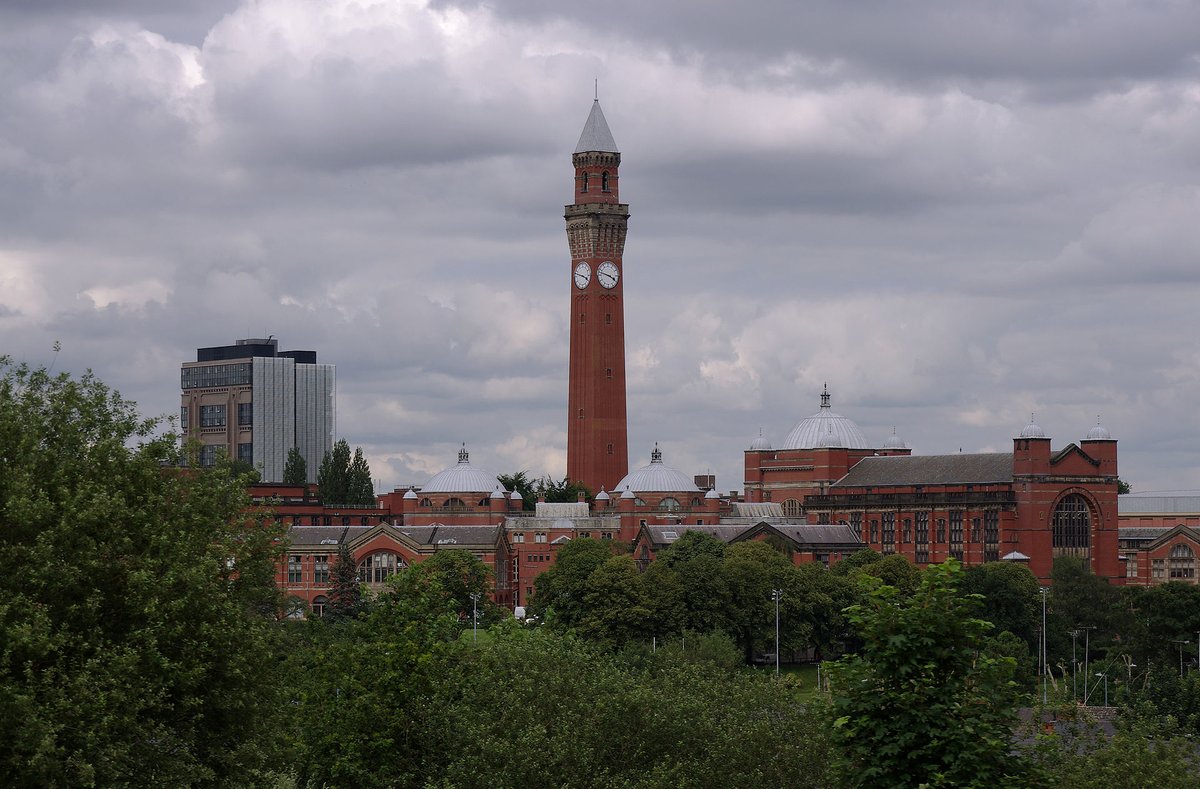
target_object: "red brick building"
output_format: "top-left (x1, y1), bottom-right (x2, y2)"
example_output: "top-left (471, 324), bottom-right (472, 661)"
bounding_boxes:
top-left (1118, 497), bottom-right (1200, 585)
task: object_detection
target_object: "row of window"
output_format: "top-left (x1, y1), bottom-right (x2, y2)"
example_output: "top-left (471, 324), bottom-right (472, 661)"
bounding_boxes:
top-left (181, 363), bottom-right (252, 390)
top-left (288, 514), bottom-right (383, 527)
top-left (200, 404), bottom-right (226, 427)
top-left (287, 555), bottom-right (331, 585)
top-left (579, 170), bottom-right (612, 193)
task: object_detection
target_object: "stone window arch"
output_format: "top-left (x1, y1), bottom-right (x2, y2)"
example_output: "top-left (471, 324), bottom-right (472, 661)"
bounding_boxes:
top-left (602, 171), bottom-right (610, 191)
top-left (581, 171), bottom-right (589, 192)
top-left (1169, 543), bottom-right (1196, 580)
top-left (1052, 493), bottom-right (1091, 562)
top-left (782, 499), bottom-right (803, 518)
top-left (659, 497), bottom-right (681, 512)
top-left (358, 551), bottom-right (406, 584)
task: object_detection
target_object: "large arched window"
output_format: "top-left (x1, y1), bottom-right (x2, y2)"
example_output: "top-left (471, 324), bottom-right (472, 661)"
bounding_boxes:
top-left (1169, 543), bottom-right (1196, 580)
top-left (358, 551), bottom-right (406, 584)
top-left (444, 497), bottom-right (467, 511)
top-left (1052, 494), bottom-right (1091, 561)
top-left (311, 595), bottom-right (328, 618)
top-left (659, 497), bottom-right (681, 512)
top-left (782, 499), bottom-right (804, 518)
top-left (601, 171), bottom-right (610, 191)
top-left (581, 171), bottom-right (589, 192)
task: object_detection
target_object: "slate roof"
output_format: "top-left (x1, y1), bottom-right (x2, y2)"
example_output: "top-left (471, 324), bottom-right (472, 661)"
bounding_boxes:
top-left (834, 453), bottom-right (1014, 488)
top-left (644, 524), bottom-right (746, 547)
top-left (395, 524), bottom-right (501, 547)
top-left (287, 526), bottom-right (370, 546)
top-left (575, 100), bottom-right (618, 153)
top-left (731, 502), bottom-right (786, 519)
top-left (769, 524), bottom-right (863, 546)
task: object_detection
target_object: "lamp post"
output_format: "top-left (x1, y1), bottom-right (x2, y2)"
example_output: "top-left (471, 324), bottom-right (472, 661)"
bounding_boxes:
top-left (1069, 629), bottom-right (1080, 701)
top-left (1174, 639), bottom-right (1190, 678)
top-left (771, 589), bottom-right (783, 678)
top-left (1080, 626), bottom-right (1096, 703)
top-left (469, 592), bottom-right (481, 644)
top-left (1040, 587), bottom-right (1048, 705)
top-left (1095, 672), bottom-right (1108, 707)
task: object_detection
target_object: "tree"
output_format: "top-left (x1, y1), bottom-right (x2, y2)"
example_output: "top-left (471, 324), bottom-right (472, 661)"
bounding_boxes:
top-left (326, 542), bottom-right (362, 620)
top-left (1117, 478), bottom-right (1132, 495)
top-left (497, 471), bottom-right (536, 511)
top-left (536, 474), bottom-right (592, 504)
top-left (578, 555), bottom-right (654, 646)
top-left (0, 360), bottom-right (288, 785)
top-left (317, 439), bottom-right (374, 506)
top-left (529, 537), bottom-right (614, 627)
top-left (283, 445), bottom-right (307, 485)
top-left (395, 549), bottom-right (502, 625)
top-left (828, 560), bottom-right (1024, 787)
top-left (961, 561), bottom-right (1041, 648)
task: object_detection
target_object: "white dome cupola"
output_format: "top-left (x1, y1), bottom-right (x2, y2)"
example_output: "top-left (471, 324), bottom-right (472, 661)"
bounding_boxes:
top-left (781, 385), bottom-right (870, 450)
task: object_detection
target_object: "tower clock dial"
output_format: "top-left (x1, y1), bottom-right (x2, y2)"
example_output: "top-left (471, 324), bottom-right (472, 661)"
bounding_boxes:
top-left (597, 261), bottom-right (620, 289)
top-left (573, 262), bottom-right (592, 289)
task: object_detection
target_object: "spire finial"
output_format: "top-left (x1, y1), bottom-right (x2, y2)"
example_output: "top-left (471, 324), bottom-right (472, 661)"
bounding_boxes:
top-left (651, 443), bottom-right (662, 463)
top-left (458, 443), bottom-right (469, 464)
top-left (821, 383), bottom-right (831, 409)
top-left (594, 78), bottom-right (598, 101)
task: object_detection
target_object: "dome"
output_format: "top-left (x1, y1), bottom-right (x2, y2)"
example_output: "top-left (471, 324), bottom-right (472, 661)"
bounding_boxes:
top-left (620, 484), bottom-right (636, 500)
top-left (705, 487), bottom-right (720, 500)
top-left (882, 427), bottom-right (907, 450)
top-left (402, 488), bottom-right (418, 500)
top-left (1086, 417), bottom-right (1113, 441)
top-left (1019, 414), bottom-right (1046, 439)
top-left (510, 489), bottom-right (523, 501)
top-left (614, 444), bottom-right (700, 493)
top-left (595, 488), bottom-right (610, 501)
top-left (781, 386), bottom-right (870, 450)
top-left (750, 429), bottom-right (772, 451)
top-left (489, 484), bottom-right (506, 500)
top-left (421, 445), bottom-right (501, 493)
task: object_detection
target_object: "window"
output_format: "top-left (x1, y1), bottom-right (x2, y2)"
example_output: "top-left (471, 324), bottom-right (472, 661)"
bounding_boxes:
top-left (606, 368), bottom-right (613, 379)
top-left (445, 497), bottom-right (467, 511)
top-left (1153, 559), bottom-right (1165, 579)
top-left (607, 443), bottom-right (614, 455)
top-left (602, 532), bottom-right (613, 540)
top-left (1169, 543), bottom-right (1195, 580)
top-left (1052, 494), bottom-right (1091, 561)
top-left (902, 518), bottom-right (912, 543)
top-left (180, 405), bottom-right (188, 427)
top-left (578, 409), bottom-right (584, 419)
top-left (198, 444), bottom-right (219, 467)
top-left (237, 402), bottom-right (252, 426)
top-left (971, 517), bottom-right (981, 543)
top-left (579, 313), bottom-right (586, 324)
top-left (581, 171), bottom-right (589, 192)
top-left (851, 512), bottom-right (863, 540)
top-left (984, 510), bottom-right (1000, 562)
top-left (782, 499), bottom-right (803, 518)
top-left (605, 313), bottom-right (612, 325)
top-left (936, 518), bottom-right (946, 543)
top-left (881, 513), bottom-right (895, 553)
top-left (818, 512), bottom-right (830, 525)
top-left (419, 497), bottom-right (432, 507)
top-left (199, 404), bottom-right (227, 428)
top-left (659, 497), bottom-right (681, 512)
top-left (535, 532), bottom-right (548, 544)
top-left (869, 520), bottom-right (879, 543)
top-left (288, 555), bottom-right (303, 584)
top-left (580, 532), bottom-right (590, 539)
top-left (311, 595), bottom-right (328, 618)
top-left (237, 442), bottom-right (252, 463)
top-left (691, 497), bottom-right (702, 507)
top-left (513, 532), bottom-right (525, 544)
top-left (358, 552), bottom-right (405, 584)
top-left (601, 171), bottom-right (610, 191)
top-left (1126, 554), bottom-right (1138, 579)
top-left (949, 512), bottom-right (963, 561)
top-left (181, 362), bottom-right (252, 390)
top-left (915, 512), bottom-right (930, 564)
top-left (314, 555), bottom-right (329, 585)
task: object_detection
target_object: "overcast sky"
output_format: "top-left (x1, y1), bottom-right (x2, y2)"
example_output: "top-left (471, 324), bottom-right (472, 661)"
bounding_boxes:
top-left (3, 0), bottom-right (1199, 495)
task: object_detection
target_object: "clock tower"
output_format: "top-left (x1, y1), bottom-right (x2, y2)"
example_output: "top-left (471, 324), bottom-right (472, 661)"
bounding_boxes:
top-left (565, 99), bottom-right (629, 495)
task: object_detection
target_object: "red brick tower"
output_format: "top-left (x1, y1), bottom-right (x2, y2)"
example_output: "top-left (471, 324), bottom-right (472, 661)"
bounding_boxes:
top-left (565, 99), bottom-right (629, 495)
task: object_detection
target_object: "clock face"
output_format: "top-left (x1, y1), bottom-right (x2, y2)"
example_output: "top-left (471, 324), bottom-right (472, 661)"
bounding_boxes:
top-left (573, 262), bottom-right (591, 289)
top-left (597, 261), bottom-right (620, 289)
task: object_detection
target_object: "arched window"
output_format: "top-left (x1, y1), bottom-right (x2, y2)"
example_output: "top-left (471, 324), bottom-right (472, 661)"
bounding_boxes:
top-left (311, 595), bottom-right (328, 618)
top-left (1169, 543), bottom-right (1196, 580)
top-left (419, 497), bottom-right (432, 507)
top-left (691, 497), bottom-right (702, 507)
top-left (581, 172), bottom-right (589, 192)
top-left (1052, 494), bottom-right (1091, 562)
top-left (659, 497), bottom-right (681, 512)
top-left (601, 171), bottom-right (610, 191)
top-left (358, 551), bottom-right (406, 584)
top-left (445, 497), bottom-right (467, 511)
top-left (782, 499), bottom-right (803, 518)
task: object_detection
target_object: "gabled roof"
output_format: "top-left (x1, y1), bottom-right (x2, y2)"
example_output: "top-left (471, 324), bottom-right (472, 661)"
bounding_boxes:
top-left (1050, 443), bottom-right (1099, 467)
top-left (833, 453), bottom-right (1014, 488)
top-left (732, 521), bottom-right (863, 549)
top-left (1119, 524), bottom-right (1200, 551)
top-left (575, 100), bottom-right (618, 153)
top-left (640, 524), bottom-right (746, 549)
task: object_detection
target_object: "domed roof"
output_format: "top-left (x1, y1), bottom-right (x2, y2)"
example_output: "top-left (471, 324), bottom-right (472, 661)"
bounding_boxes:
top-left (403, 487), bottom-right (418, 500)
top-left (1019, 414), bottom-right (1046, 439)
top-left (595, 488), bottom-right (610, 501)
top-left (750, 429), bottom-right (772, 451)
top-left (421, 445), bottom-right (501, 493)
top-left (489, 484), bottom-right (506, 500)
top-left (882, 427), bottom-right (907, 450)
top-left (781, 385), bottom-right (870, 450)
top-left (704, 487), bottom-right (720, 499)
top-left (1086, 416), bottom-right (1113, 441)
top-left (614, 444), bottom-right (701, 493)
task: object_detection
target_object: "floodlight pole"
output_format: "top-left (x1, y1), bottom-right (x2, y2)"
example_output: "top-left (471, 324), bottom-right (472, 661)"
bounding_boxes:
top-left (469, 592), bottom-right (481, 643)
top-left (1040, 588), bottom-right (1048, 705)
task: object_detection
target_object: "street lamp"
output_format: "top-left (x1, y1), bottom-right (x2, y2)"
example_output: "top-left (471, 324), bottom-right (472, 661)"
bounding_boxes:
top-left (771, 589), bottom-right (783, 678)
top-left (1095, 672), bottom-right (1108, 707)
top-left (1174, 639), bottom-right (1190, 678)
top-left (469, 592), bottom-right (482, 643)
top-left (1040, 588), bottom-right (1048, 705)
top-left (1069, 629), bottom-right (1080, 701)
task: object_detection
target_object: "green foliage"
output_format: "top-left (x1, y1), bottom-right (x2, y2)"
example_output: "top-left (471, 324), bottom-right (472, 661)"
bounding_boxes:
top-left (536, 474), bottom-right (593, 504)
top-left (395, 549), bottom-right (504, 625)
top-left (1117, 478), bottom-right (1132, 495)
top-left (578, 555), bottom-right (653, 647)
top-left (326, 542), bottom-right (362, 620)
top-left (282, 446), bottom-right (307, 486)
top-left (529, 537), bottom-right (614, 626)
top-left (417, 629), bottom-right (834, 787)
top-left (0, 360), bottom-right (288, 786)
top-left (829, 560), bottom-right (1024, 787)
top-left (961, 561), bottom-right (1041, 648)
top-left (496, 470), bottom-right (536, 511)
top-left (830, 547), bottom-right (883, 575)
top-left (317, 439), bottom-right (375, 506)
top-left (1033, 715), bottom-right (1200, 787)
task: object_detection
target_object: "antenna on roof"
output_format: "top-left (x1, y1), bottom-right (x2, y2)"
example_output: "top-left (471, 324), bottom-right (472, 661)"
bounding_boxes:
top-left (594, 78), bottom-right (598, 101)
